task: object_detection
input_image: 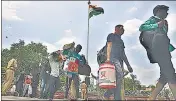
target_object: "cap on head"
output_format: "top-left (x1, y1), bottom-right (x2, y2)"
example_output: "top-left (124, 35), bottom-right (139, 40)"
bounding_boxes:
top-left (153, 5), bottom-right (169, 16)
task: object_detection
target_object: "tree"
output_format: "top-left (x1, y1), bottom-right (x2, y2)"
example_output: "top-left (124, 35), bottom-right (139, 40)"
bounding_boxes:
top-left (59, 72), bottom-right (67, 91)
top-left (130, 74), bottom-right (137, 90)
top-left (135, 80), bottom-right (141, 90)
top-left (148, 85), bottom-right (156, 91)
top-left (124, 77), bottom-right (134, 91)
top-left (124, 74), bottom-right (142, 91)
top-left (141, 85), bottom-right (147, 90)
top-left (1, 40), bottom-right (48, 78)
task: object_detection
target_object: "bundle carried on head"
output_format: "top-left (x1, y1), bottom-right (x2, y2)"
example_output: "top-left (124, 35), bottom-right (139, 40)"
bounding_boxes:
top-left (63, 42), bottom-right (75, 50)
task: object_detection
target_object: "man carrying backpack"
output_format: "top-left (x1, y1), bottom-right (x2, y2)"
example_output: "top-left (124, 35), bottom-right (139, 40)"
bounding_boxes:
top-left (105, 25), bottom-right (133, 100)
top-left (139, 5), bottom-right (176, 100)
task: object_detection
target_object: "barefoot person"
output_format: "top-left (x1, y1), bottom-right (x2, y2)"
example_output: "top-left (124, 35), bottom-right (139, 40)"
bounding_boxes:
top-left (139, 5), bottom-right (176, 100)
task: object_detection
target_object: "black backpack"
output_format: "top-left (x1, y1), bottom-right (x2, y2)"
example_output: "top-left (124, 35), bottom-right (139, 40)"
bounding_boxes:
top-left (97, 33), bottom-right (114, 65)
top-left (97, 45), bottom-right (107, 65)
top-left (78, 55), bottom-right (91, 76)
top-left (139, 16), bottom-right (168, 64)
top-left (78, 64), bottom-right (91, 76)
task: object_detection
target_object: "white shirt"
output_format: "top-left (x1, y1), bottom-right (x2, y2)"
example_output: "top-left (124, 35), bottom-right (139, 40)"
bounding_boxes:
top-left (48, 55), bottom-right (64, 77)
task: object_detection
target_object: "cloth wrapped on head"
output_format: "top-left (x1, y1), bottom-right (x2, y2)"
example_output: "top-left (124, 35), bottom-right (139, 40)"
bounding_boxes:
top-left (63, 42), bottom-right (75, 50)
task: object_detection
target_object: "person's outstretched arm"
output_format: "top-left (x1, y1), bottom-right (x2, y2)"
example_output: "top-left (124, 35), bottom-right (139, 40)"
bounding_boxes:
top-left (123, 51), bottom-right (133, 73)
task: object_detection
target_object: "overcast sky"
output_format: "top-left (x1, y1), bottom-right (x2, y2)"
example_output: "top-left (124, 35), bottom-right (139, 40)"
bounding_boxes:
top-left (2, 1), bottom-right (176, 86)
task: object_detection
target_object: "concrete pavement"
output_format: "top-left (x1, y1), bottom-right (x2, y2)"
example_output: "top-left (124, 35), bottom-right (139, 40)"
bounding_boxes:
top-left (2, 96), bottom-right (85, 100)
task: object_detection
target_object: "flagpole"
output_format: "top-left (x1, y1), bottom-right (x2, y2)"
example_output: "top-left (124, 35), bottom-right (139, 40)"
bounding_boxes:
top-left (86, 0), bottom-right (91, 63)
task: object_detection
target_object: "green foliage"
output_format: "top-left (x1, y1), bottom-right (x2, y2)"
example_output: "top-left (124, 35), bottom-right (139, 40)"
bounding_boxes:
top-left (1, 39), bottom-right (48, 78)
top-left (148, 85), bottom-right (156, 89)
top-left (124, 76), bottom-right (141, 91)
top-left (124, 77), bottom-right (134, 90)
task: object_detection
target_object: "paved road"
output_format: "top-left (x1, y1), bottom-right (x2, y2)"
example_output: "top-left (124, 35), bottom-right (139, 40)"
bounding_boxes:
top-left (2, 96), bottom-right (85, 100)
top-left (2, 96), bottom-right (47, 100)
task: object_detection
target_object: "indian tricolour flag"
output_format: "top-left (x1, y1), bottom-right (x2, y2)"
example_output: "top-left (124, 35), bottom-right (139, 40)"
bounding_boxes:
top-left (89, 4), bottom-right (104, 19)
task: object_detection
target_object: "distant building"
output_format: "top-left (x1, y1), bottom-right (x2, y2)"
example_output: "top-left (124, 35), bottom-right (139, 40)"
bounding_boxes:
top-left (145, 87), bottom-right (152, 91)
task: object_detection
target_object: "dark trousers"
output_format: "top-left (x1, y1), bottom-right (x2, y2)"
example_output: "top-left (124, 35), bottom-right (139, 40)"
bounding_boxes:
top-left (16, 81), bottom-right (23, 97)
top-left (47, 75), bottom-right (60, 99)
top-left (65, 74), bottom-right (79, 98)
top-left (31, 86), bottom-right (37, 98)
top-left (158, 57), bottom-right (176, 84)
top-left (18, 89), bottom-right (24, 97)
top-left (40, 78), bottom-right (47, 98)
top-left (104, 58), bottom-right (123, 100)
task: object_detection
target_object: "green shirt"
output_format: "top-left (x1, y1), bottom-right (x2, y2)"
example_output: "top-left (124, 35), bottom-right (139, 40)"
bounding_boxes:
top-left (62, 50), bottom-right (82, 64)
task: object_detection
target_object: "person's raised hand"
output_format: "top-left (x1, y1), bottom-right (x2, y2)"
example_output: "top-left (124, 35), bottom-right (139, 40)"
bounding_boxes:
top-left (157, 20), bottom-right (165, 28)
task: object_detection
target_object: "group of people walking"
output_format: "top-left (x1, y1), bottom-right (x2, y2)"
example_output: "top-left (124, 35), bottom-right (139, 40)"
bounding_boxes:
top-left (96, 5), bottom-right (176, 100)
top-left (2, 5), bottom-right (176, 100)
top-left (16, 72), bottom-right (39, 98)
top-left (2, 42), bottom-right (91, 100)
top-left (2, 60), bottom-right (40, 98)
